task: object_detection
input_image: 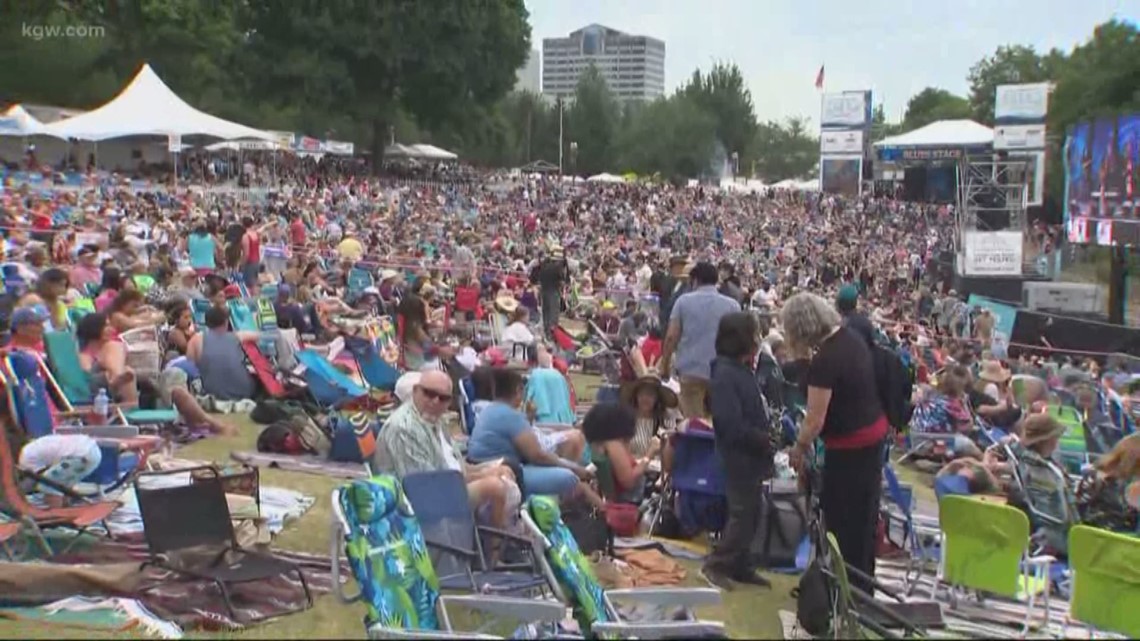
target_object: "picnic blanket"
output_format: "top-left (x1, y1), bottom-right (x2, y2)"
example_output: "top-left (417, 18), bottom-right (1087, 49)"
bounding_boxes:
top-left (43, 539), bottom-right (340, 632)
top-left (231, 450), bottom-right (370, 480)
top-left (0, 596), bottom-right (182, 639)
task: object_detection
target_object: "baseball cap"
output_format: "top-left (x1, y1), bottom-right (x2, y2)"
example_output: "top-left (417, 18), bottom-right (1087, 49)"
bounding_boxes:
top-left (10, 306), bottom-right (47, 330)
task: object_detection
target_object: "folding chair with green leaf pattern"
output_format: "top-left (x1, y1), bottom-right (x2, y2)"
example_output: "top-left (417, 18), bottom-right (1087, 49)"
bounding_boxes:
top-left (933, 495), bottom-right (1054, 634)
top-left (330, 476), bottom-right (565, 640)
top-left (1064, 524), bottom-right (1140, 638)
top-left (522, 495), bottom-right (725, 639)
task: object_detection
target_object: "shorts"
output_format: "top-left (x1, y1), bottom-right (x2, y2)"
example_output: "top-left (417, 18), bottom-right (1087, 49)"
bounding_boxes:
top-left (536, 429), bottom-right (572, 453)
top-left (678, 376), bottom-right (710, 419)
top-left (521, 464), bottom-right (579, 498)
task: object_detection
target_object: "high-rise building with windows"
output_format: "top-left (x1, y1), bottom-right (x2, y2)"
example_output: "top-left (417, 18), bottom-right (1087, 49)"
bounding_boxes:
top-left (542, 24), bottom-right (665, 104)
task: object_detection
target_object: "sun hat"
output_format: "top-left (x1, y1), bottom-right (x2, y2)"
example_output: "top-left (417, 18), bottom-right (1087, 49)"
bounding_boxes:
top-left (620, 375), bottom-right (679, 410)
top-left (1021, 413), bottom-right (1068, 447)
top-left (494, 292), bottom-right (520, 314)
top-left (394, 371), bottom-right (422, 404)
top-left (379, 269), bottom-right (400, 281)
top-left (9, 306), bottom-right (46, 331)
top-left (978, 360), bottom-right (1012, 384)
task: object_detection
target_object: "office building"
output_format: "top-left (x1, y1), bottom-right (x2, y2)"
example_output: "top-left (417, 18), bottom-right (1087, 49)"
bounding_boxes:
top-left (542, 24), bottom-right (665, 103)
top-left (514, 49), bottom-right (541, 94)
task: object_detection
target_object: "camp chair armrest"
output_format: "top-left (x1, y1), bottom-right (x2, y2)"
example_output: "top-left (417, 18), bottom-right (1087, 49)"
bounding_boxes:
top-left (604, 587), bottom-right (723, 609)
top-left (535, 423), bottom-right (577, 432)
top-left (367, 627), bottom-right (499, 640)
top-left (438, 594), bottom-right (566, 625)
top-left (55, 424), bottom-right (141, 438)
top-left (475, 524), bottom-right (538, 548)
top-left (1027, 554), bottom-right (1056, 566)
top-left (591, 620), bottom-right (727, 638)
top-left (424, 538), bottom-right (479, 561)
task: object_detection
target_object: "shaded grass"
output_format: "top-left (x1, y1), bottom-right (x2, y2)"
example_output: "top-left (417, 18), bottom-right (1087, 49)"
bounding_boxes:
top-left (0, 373), bottom-right (797, 639)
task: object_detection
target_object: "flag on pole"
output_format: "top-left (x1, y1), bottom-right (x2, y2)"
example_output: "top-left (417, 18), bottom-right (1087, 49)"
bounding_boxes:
top-left (814, 65), bottom-right (825, 90)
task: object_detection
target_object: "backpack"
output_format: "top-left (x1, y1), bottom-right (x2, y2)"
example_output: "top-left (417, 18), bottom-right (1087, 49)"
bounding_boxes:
top-left (793, 559), bottom-right (832, 637)
top-left (873, 344), bottom-right (913, 431)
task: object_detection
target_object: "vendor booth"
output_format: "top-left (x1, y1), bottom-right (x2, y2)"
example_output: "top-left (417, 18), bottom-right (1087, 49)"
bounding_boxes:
top-left (874, 120), bottom-right (994, 203)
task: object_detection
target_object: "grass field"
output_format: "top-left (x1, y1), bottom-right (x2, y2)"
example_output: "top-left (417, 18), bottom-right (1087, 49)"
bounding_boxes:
top-left (0, 374), bottom-right (800, 639)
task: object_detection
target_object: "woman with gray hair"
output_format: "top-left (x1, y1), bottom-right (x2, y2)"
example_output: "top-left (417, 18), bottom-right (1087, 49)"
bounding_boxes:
top-left (782, 292), bottom-right (887, 595)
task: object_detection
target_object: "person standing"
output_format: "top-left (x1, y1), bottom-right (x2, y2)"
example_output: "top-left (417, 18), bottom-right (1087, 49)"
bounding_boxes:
top-left (659, 262), bottom-right (740, 419)
top-left (533, 246), bottom-right (568, 334)
top-left (700, 312), bottom-right (774, 590)
top-left (784, 293), bottom-right (887, 596)
top-left (240, 216), bottom-right (262, 288)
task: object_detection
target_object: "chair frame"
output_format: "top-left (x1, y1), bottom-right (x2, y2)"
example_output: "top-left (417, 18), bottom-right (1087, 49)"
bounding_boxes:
top-left (329, 483), bottom-right (566, 640)
top-left (133, 466), bottom-right (312, 623)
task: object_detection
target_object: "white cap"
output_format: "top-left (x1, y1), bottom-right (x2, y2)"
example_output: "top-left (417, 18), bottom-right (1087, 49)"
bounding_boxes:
top-left (394, 371), bottom-right (422, 404)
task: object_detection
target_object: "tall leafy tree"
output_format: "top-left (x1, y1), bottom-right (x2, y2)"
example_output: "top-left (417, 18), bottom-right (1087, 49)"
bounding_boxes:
top-left (616, 94), bottom-right (717, 180)
top-left (967, 44), bottom-right (1067, 124)
top-left (681, 63), bottom-right (759, 165)
top-left (752, 117), bottom-right (818, 182)
top-left (239, 0), bottom-right (530, 165)
top-left (566, 64), bottom-right (620, 175)
top-left (901, 87), bottom-right (972, 130)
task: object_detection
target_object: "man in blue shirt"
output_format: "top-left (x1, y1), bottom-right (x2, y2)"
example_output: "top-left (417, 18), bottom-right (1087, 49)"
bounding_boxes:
top-left (659, 262), bottom-right (740, 419)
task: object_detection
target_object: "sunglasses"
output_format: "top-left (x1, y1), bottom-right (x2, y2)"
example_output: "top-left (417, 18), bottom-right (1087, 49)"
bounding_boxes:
top-left (416, 386), bottom-right (452, 404)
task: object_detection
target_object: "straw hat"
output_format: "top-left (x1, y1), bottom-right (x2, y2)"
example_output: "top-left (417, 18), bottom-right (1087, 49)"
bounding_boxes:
top-left (1021, 413), bottom-right (1068, 448)
top-left (620, 376), bottom-right (679, 410)
top-left (494, 292), bottom-right (519, 314)
top-left (379, 269), bottom-right (400, 281)
top-left (978, 360), bottom-right (1011, 384)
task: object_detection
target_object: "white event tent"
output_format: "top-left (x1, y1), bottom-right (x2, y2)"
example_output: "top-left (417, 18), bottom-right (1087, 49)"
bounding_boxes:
top-left (587, 173), bottom-right (625, 183)
top-left (407, 144), bottom-right (458, 161)
top-left (0, 104), bottom-right (62, 138)
top-left (873, 119), bottom-right (994, 150)
top-left (42, 64), bottom-right (273, 142)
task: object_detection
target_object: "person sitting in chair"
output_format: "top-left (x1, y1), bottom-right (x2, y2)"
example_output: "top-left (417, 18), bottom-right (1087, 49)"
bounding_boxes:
top-left (185, 306), bottom-right (259, 402)
top-left (1005, 414), bottom-right (1079, 557)
top-left (374, 370), bottom-right (520, 533)
top-left (581, 402), bottom-right (659, 503)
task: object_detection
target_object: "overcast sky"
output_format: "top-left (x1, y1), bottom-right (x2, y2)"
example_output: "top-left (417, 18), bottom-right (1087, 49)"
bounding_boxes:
top-left (524, 0), bottom-right (1137, 129)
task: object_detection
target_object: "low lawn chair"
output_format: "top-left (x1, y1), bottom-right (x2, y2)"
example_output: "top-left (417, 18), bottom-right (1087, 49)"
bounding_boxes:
top-left (522, 495), bottom-right (725, 639)
top-left (401, 470), bottom-right (552, 597)
top-left (296, 349), bottom-right (368, 408)
top-left (345, 335), bottom-right (399, 392)
top-left (1, 351), bottom-right (155, 497)
top-left (932, 495), bottom-right (1055, 634)
top-left (191, 298), bottom-right (212, 328)
top-left (0, 521), bottom-right (19, 559)
top-left (330, 476), bottom-right (566, 639)
top-left (882, 463), bottom-right (941, 595)
top-left (133, 466), bottom-right (312, 623)
top-left (1064, 524), bottom-right (1140, 638)
top-left (42, 330), bottom-right (178, 427)
top-left (0, 414), bottom-right (118, 557)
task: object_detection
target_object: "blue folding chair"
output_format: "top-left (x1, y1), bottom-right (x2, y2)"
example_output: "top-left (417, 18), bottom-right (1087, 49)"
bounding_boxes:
top-left (345, 336), bottom-right (398, 392)
top-left (401, 470), bottom-right (551, 597)
top-left (295, 349), bottom-right (368, 408)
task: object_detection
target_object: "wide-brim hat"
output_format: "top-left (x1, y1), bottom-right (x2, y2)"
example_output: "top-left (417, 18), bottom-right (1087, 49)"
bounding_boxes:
top-left (379, 269), bottom-right (400, 281)
top-left (495, 293), bottom-right (519, 314)
top-left (978, 360), bottom-right (1011, 384)
top-left (1021, 414), bottom-right (1069, 447)
top-left (620, 376), bottom-right (679, 410)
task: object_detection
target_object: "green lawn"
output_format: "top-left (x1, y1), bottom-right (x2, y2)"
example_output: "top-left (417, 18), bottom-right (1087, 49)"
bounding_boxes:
top-left (0, 374), bottom-right (799, 639)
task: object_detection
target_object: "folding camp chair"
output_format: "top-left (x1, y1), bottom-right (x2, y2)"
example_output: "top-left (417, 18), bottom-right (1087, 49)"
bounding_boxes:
top-left (330, 476), bottom-right (566, 639)
top-left (522, 495), bottom-right (726, 639)
top-left (296, 349), bottom-right (368, 408)
top-left (1, 351), bottom-right (154, 496)
top-left (932, 495), bottom-right (1055, 633)
top-left (134, 466), bottom-right (312, 623)
top-left (401, 470), bottom-right (552, 596)
top-left (191, 298), bottom-right (212, 328)
top-left (1049, 404), bottom-right (1095, 475)
top-left (0, 414), bottom-right (118, 556)
top-left (881, 464), bottom-right (942, 595)
top-left (1064, 524), bottom-right (1140, 638)
top-left (257, 298), bottom-right (278, 331)
top-left (345, 335), bottom-right (399, 392)
top-left (228, 298), bottom-right (260, 332)
top-left (42, 331), bottom-right (179, 427)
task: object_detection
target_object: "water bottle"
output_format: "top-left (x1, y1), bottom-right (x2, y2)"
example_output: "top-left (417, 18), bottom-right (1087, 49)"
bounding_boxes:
top-left (94, 388), bottom-right (110, 421)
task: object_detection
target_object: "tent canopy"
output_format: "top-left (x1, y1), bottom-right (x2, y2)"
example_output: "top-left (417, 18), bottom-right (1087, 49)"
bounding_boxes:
top-left (873, 119), bottom-right (993, 149)
top-left (518, 159), bottom-right (559, 173)
top-left (587, 173), bottom-right (625, 183)
top-left (0, 104), bottom-right (62, 138)
top-left (408, 144), bottom-right (457, 160)
top-left (41, 64), bottom-right (273, 142)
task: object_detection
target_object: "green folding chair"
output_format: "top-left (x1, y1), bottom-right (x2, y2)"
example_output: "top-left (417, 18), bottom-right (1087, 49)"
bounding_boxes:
top-left (42, 330), bottom-right (178, 426)
top-left (934, 495), bottom-right (1054, 633)
top-left (1048, 404), bottom-right (1091, 474)
top-left (522, 495), bottom-right (724, 639)
top-left (1065, 524), bottom-right (1140, 638)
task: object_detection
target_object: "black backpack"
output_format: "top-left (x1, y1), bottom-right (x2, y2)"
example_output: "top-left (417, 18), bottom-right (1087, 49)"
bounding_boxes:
top-left (872, 345), bottom-right (913, 431)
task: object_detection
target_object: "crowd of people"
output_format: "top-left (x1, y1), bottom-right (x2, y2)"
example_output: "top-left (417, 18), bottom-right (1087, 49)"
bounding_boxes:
top-left (0, 161), bottom-right (1137, 597)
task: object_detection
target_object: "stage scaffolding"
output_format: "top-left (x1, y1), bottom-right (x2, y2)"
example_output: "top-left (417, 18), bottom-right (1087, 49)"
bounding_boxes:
top-left (954, 153), bottom-right (1032, 272)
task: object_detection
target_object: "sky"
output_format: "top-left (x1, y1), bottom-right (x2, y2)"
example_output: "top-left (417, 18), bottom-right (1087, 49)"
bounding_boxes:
top-left (524, 0), bottom-right (1138, 129)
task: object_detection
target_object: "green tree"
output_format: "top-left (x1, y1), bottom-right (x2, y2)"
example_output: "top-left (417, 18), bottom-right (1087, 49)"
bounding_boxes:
top-left (752, 117), bottom-right (818, 182)
top-left (680, 63), bottom-right (759, 166)
top-left (239, 0), bottom-right (530, 167)
top-left (616, 94), bottom-right (717, 180)
top-left (566, 64), bottom-right (620, 175)
top-left (870, 103), bottom-right (903, 142)
top-left (967, 44), bottom-right (1068, 124)
top-left (901, 87), bottom-right (972, 130)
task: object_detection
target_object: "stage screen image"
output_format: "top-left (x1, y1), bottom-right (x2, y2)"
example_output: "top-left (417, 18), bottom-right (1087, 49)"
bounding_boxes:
top-left (1064, 114), bottom-right (1140, 247)
top-left (821, 156), bottom-right (862, 196)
